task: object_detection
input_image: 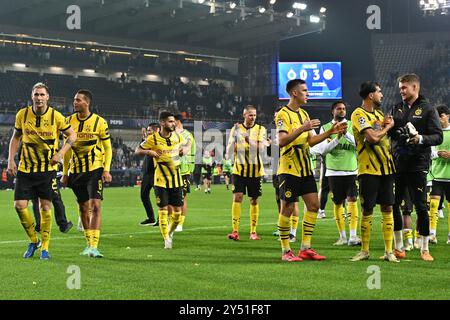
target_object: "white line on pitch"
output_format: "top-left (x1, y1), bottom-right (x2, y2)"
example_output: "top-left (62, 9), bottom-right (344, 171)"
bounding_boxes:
top-left (0, 222), bottom-right (283, 245)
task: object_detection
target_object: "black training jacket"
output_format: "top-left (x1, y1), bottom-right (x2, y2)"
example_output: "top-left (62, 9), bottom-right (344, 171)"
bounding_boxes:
top-left (388, 95), bottom-right (443, 173)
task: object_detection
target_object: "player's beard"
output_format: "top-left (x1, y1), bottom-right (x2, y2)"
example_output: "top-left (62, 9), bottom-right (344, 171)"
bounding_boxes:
top-left (374, 100), bottom-right (382, 108)
top-left (74, 105), bottom-right (83, 113)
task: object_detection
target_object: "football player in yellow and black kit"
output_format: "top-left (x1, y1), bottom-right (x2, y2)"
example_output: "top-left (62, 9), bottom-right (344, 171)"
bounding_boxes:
top-left (226, 105), bottom-right (268, 241)
top-left (275, 79), bottom-right (346, 262)
top-left (135, 111), bottom-right (187, 249)
top-left (7, 82), bottom-right (77, 260)
top-left (61, 90), bottom-right (112, 258)
top-left (350, 81), bottom-right (398, 262)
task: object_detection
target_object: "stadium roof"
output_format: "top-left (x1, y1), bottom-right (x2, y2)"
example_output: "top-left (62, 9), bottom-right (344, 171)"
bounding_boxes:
top-left (0, 0), bottom-right (325, 59)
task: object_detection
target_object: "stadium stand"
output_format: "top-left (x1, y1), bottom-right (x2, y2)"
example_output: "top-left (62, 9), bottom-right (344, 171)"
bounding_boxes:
top-left (372, 32), bottom-right (450, 111)
top-left (0, 69), bottom-right (245, 121)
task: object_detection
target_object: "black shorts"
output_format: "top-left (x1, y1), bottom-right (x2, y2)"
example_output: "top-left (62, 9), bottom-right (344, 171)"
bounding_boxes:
top-left (431, 180), bottom-right (450, 201)
top-left (232, 174), bottom-right (262, 198)
top-left (182, 174), bottom-right (191, 197)
top-left (272, 174), bottom-right (280, 202)
top-left (358, 174), bottom-right (394, 211)
top-left (14, 171), bottom-right (56, 201)
top-left (223, 172), bottom-right (231, 178)
top-left (154, 186), bottom-right (183, 207)
top-left (328, 175), bottom-right (358, 204)
top-left (68, 168), bottom-right (104, 203)
top-left (202, 173), bottom-right (212, 180)
top-left (278, 174), bottom-right (317, 203)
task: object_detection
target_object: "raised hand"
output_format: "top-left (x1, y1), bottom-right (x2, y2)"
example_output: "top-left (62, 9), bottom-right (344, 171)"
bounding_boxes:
top-left (330, 121), bottom-right (347, 135)
top-left (300, 119), bottom-right (321, 132)
top-left (383, 115), bottom-right (395, 130)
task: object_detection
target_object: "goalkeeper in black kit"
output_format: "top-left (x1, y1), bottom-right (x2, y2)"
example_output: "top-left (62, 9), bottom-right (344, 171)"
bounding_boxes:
top-left (389, 74), bottom-right (443, 261)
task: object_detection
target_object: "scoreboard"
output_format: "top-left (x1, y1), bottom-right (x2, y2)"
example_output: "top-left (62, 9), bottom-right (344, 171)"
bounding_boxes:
top-left (278, 62), bottom-right (342, 100)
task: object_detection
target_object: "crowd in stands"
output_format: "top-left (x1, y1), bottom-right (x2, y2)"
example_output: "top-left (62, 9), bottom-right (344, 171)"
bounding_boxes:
top-left (0, 39), bottom-right (272, 123)
top-left (388, 41), bottom-right (449, 105)
top-left (0, 70), bottom-right (266, 123)
top-left (0, 132), bottom-right (10, 164)
top-left (376, 38), bottom-right (450, 109)
top-left (0, 132), bottom-right (139, 180)
top-left (419, 41), bottom-right (450, 105)
top-left (111, 136), bottom-right (140, 170)
top-left (0, 40), bottom-right (233, 80)
top-left (151, 77), bottom-right (268, 123)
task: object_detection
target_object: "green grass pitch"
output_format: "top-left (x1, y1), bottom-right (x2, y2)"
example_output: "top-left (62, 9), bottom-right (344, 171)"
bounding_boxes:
top-left (0, 184), bottom-right (449, 300)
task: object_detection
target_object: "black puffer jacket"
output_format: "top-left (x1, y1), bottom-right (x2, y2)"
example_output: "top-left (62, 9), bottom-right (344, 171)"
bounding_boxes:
top-left (389, 95), bottom-right (443, 173)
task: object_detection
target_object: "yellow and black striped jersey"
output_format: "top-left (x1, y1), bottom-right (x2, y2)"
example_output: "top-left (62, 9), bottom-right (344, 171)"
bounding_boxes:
top-left (14, 106), bottom-right (70, 173)
top-left (351, 107), bottom-right (395, 176)
top-left (139, 131), bottom-right (185, 188)
top-left (64, 113), bottom-right (111, 174)
top-left (275, 106), bottom-right (314, 178)
top-left (228, 123), bottom-right (266, 178)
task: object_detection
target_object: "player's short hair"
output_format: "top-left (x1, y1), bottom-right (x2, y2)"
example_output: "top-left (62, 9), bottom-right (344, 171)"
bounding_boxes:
top-left (148, 122), bottom-right (159, 127)
top-left (32, 82), bottom-right (49, 94)
top-left (243, 105), bottom-right (256, 113)
top-left (174, 114), bottom-right (184, 122)
top-left (331, 101), bottom-right (347, 112)
top-left (286, 79), bottom-right (306, 96)
top-left (397, 73), bottom-right (420, 85)
top-left (436, 104), bottom-right (449, 116)
top-left (76, 89), bottom-right (93, 106)
top-left (159, 110), bottom-right (174, 121)
top-left (359, 81), bottom-right (381, 99)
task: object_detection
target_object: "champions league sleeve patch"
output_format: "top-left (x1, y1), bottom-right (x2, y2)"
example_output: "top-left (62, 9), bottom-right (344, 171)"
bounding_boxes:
top-left (358, 117), bottom-right (366, 128)
top-left (277, 119), bottom-right (284, 127)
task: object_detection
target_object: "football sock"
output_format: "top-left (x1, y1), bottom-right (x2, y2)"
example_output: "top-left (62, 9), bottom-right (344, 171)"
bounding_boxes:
top-left (169, 211), bottom-right (182, 234)
top-left (158, 210), bottom-right (169, 240)
top-left (429, 198), bottom-right (439, 235)
top-left (278, 214), bottom-right (291, 252)
top-left (347, 201), bottom-right (359, 238)
top-left (178, 215), bottom-right (186, 227)
top-left (84, 229), bottom-right (92, 247)
top-left (333, 204), bottom-right (346, 239)
top-left (40, 209), bottom-right (52, 251)
top-left (403, 229), bottom-right (413, 245)
top-left (301, 211), bottom-right (317, 250)
top-left (250, 204), bottom-right (259, 234)
top-left (361, 215), bottom-right (373, 252)
top-left (382, 211), bottom-right (394, 253)
top-left (394, 230), bottom-right (403, 251)
top-left (16, 207), bottom-right (38, 243)
top-left (290, 215), bottom-right (299, 236)
top-left (231, 202), bottom-right (241, 233)
top-left (91, 230), bottom-right (100, 249)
